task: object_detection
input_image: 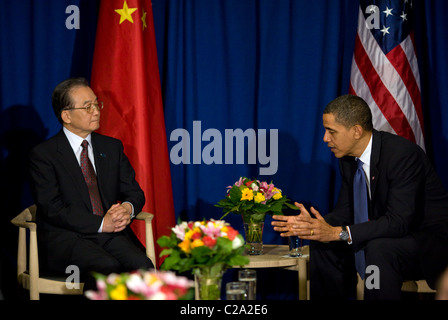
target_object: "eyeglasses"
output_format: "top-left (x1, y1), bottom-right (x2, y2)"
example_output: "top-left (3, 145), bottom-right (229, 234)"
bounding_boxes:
top-left (64, 101), bottom-right (104, 114)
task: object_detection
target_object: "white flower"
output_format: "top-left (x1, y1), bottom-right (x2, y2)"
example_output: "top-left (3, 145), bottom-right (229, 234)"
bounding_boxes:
top-left (250, 182), bottom-right (259, 191)
top-left (172, 222), bottom-right (188, 240)
top-left (232, 235), bottom-right (244, 249)
top-left (148, 292), bottom-right (167, 300)
top-left (126, 273), bottom-right (147, 294)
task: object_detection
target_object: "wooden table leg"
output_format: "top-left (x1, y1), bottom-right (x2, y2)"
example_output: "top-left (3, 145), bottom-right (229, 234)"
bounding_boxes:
top-left (297, 257), bottom-right (308, 300)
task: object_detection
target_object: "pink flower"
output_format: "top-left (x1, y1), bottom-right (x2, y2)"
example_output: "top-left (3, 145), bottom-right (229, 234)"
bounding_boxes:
top-left (235, 177), bottom-right (244, 187)
top-left (200, 221), bottom-right (222, 238)
top-left (261, 183), bottom-right (276, 200)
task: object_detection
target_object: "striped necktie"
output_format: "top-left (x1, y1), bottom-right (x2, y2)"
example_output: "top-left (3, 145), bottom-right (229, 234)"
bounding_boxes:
top-left (80, 140), bottom-right (104, 216)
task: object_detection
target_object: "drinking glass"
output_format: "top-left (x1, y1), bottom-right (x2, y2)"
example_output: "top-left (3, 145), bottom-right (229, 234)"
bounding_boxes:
top-left (238, 269), bottom-right (256, 300)
top-left (288, 236), bottom-right (303, 257)
top-left (226, 282), bottom-right (247, 300)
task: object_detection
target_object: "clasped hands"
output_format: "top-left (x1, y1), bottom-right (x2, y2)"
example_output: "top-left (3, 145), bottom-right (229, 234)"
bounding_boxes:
top-left (102, 203), bottom-right (133, 233)
top-left (272, 202), bottom-right (340, 242)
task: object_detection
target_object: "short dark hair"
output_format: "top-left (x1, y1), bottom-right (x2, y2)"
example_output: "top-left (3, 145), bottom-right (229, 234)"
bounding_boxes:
top-left (52, 77), bottom-right (89, 124)
top-left (323, 94), bottom-right (373, 132)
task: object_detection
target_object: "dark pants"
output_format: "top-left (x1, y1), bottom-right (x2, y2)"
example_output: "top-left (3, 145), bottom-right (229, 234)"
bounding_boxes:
top-left (310, 235), bottom-right (424, 300)
top-left (67, 232), bottom-right (154, 290)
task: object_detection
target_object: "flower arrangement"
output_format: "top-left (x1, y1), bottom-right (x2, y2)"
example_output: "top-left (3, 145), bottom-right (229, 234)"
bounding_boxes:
top-left (157, 219), bottom-right (249, 273)
top-left (157, 220), bottom-right (249, 299)
top-left (215, 177), bottom-right (299, 223)
top-left (85, 269), bottom-right (194, 300)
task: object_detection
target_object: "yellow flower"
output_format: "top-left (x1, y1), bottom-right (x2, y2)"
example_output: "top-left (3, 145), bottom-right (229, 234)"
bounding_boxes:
top-left (272, 188), bottom-right (282, 200)
top-left (241, 188), bottom-right (254, 201)
top-left (254, 192), bottom-right (266, 203)
top-left (191, 239), bottom-right (204, 249)
top-left (184, 230), bottom-right (193, 240)
top-left (110, 283), bottom-right (128, 300)
top-left (178, 239), bottom-right (191, 253)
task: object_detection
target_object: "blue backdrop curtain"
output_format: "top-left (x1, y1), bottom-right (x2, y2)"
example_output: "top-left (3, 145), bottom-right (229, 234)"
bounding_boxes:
top-left (1, 0), bottom-right (448, 300)
top-left (153, 0), bottom-right (358, 234)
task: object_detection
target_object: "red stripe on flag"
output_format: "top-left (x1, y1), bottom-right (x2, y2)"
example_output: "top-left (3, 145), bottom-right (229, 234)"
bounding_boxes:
top-left (386, 41), bottom-right (424, 134)
top-left (349, 83), bottom-right (357, 96)
top-left (353, 34), bottom-right (416, 143)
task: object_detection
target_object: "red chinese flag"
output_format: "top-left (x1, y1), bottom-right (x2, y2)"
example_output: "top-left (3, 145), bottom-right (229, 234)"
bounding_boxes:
top-left (91, 0), bottom-right (175, 264)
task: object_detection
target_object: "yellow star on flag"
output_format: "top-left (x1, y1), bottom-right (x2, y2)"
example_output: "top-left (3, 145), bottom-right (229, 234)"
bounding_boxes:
top-left (115, 0), bottom-right (138, 24)
top-left (141, 9), bottom-right (148, 30)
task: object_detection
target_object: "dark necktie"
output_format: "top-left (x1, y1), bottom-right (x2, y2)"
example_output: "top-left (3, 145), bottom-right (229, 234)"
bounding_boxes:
top-left (80, 140), bottom-right (104, 216)
top-left (353, 159), bottom-right (368, 279)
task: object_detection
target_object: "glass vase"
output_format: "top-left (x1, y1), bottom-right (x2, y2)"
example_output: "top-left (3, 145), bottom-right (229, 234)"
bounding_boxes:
top-left (242, 213), bottom-right (265, 255)
top-left (194, 264), bottom-right (225, 300)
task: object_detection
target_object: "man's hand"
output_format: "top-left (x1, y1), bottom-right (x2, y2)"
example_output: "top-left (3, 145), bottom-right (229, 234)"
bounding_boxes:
top-left (102, 203), bottom-right (132, 233)
top-left (272, 202), bottom-right (341, 242)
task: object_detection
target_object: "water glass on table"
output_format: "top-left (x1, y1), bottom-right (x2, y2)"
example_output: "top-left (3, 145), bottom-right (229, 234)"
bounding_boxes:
top-left (288, 236), bottom-right (303, 257)
top-left (238, 269), bottom-right (256, 300)
top-left (226, 282), bottom-right (247, 300)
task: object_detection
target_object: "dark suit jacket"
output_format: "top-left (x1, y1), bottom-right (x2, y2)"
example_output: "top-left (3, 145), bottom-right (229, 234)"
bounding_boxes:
top-left (28, 130), bottom-right (145, 272)
top-left (325, 130), bottom-right (448, 287)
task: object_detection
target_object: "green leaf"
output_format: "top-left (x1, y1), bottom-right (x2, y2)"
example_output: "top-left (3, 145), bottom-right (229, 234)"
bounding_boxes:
top-left (159, 248), bottom-right (173, 257)
top-left (216, 237), bottom-right (232, 254)
top-left (228, 255), bottom-right (250, 266)
top-left (229, 186), bottom-right (242, 203)
top-left (191, 246), bottom-right (213, 264)
top-left (285, 201), bottom-right (300, 210)
top-left (157, 235), bottom-right (175, 248)
top-left (215, 199), bottom-right (230, 208)
top-left (160, 250), bottom-right (181, 270)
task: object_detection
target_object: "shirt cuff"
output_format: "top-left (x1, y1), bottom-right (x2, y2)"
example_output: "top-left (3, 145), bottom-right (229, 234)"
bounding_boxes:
top-left (347, 226), bottom-right (353, 245)
top-left (98, 218), bottom-right (104, 233)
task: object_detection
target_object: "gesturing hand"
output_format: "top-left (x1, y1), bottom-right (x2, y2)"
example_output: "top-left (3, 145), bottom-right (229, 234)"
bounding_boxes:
top-left (271, 202), bottom-right (340, 242)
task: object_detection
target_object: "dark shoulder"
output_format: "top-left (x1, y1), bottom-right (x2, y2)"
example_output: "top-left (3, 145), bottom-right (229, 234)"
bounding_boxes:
top-left (91, 132), bottom-right (122, 146)
top-left (30, 130), bottom-right (63, 154)
top-left (377, 130), bottom-right (425, 157)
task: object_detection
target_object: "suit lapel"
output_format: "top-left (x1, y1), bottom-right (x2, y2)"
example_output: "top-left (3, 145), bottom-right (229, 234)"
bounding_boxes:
top-left (55, 131), bottom-right (92, 209)
top-left (91, 133), bottom-right (109, 208)
top-left (369, 130), bottom-right (381, 201)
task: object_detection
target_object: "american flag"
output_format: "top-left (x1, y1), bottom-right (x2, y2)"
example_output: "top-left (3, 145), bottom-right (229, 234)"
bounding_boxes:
top-left (349, 0), bottom-right (425, 150)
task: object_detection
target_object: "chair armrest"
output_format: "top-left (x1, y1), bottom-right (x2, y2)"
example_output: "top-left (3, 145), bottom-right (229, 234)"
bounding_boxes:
top-left (11, 206), bottom-right (39, 282)
top-left (11, 210), bottom-right (36, 231)
top-left (135, 211), bottom-right (154, 222)
top-left (134, 212), bottom-right (157, 268)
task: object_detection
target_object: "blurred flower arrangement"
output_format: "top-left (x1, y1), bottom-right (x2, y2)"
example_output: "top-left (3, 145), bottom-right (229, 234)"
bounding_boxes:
top-left (215, 177), bottom-right (298, 223)
top-left (85, 269), bottom-right (194, 300)
top-left (157, 219), bottom-right (249, 299)
top-left (158, 219), bottom-right (248, 272)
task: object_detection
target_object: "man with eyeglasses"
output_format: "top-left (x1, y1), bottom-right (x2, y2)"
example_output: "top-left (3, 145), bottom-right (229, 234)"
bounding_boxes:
top-left (28, 77), bottom-right (153, 290)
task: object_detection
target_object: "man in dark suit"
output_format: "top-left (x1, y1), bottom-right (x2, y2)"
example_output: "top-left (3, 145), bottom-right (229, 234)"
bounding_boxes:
top-left (272, 94), bottom-right (448, 299)
top-left (28, 78), bottom-right (153, 288)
